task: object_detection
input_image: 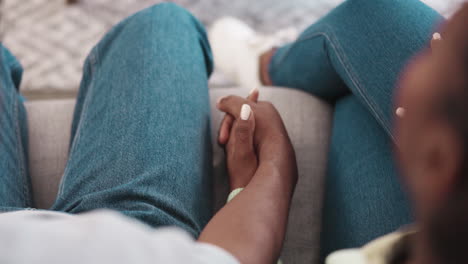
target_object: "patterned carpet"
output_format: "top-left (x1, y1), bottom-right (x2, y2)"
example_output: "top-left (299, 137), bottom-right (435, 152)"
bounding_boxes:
top-left (0, 0), bottom-right (465, 98)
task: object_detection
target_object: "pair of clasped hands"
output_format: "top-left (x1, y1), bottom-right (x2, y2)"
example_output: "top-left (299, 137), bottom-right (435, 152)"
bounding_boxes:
top-left (216, 88), bottom-right (297, 191)
top-left (199, 89), bottom-right (297, 264)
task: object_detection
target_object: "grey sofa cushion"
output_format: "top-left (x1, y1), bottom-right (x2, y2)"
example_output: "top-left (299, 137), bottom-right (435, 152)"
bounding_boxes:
top-left (26, 99), bottom-right (75, 209)
top-left (25, 86), bottom-right (332, 264)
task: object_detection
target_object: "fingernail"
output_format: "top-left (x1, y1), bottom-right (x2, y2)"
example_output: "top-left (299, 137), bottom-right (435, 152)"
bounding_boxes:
top-left (240, 104), bottom-right (251, 120)
top-left (249, 87), bottom-right (259, 96)
top-left (216, 96), bottom-right (227, 108)
top-left (432, 32), bottom-right (442, 40)
top-left (396, 107), bottom-right (406, 118)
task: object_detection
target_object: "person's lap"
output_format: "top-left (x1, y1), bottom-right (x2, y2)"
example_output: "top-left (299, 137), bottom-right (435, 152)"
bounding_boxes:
top-left (270, 0), bottom-right (443, 140)
top-left (0, 45), bottom-right (32, 212)
top-left (0, 3), bottom-right (214, 237)
top-left (0, 0), bottom-right (445, 256)
top-left (321, 95), bottom-right (412, 257)
top-left (268, 0), bottom-right (443, 257)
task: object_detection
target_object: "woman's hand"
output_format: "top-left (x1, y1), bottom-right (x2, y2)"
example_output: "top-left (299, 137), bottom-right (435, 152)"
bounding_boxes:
top-left (219, 89), bottom-right (259, 190)
top-left (199, 94), bottom-right (297, 264)
top-left (225, 104), bottom-right (257, 190)
top-left (218, 88), bottom-right (259, 145)
top-left (217, 94), bottom-right (297, 187)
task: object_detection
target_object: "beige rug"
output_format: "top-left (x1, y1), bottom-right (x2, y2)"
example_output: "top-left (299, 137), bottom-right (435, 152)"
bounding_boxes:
top-left (0, 0), bottom-right (464, 98)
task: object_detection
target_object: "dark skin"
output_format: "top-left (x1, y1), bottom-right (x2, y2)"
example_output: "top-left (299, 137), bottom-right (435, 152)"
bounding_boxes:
top-left (198, 92), bottom-right (297, 264)
top-left (223, 89), bottom-right (259, 190)
top-left (396, 4), bottom-right (468, 264)
top-left (200, 3), bottom-right (468, 264)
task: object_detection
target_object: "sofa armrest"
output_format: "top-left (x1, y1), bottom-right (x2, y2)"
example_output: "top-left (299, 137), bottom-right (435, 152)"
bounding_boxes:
top-left (209, 87), bottom-right (332, 263)
top-left (25, 86), bottom-right (332, 264)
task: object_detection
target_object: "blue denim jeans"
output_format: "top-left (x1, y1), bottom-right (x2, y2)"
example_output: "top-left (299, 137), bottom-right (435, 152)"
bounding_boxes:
top-left (269, 0), bottom-right (444, 258)
top-left (0, 45), bottom-right (30, 209)
top-left (0, 3), bottom-right (214, 237)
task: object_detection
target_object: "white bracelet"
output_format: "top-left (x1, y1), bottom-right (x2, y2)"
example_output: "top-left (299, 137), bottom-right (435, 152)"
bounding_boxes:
top-left (227, 188), bottom-right (244, 202)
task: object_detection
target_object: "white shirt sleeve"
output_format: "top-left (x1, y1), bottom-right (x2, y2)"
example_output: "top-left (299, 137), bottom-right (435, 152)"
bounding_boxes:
top-left (0, 210), bottom-right (239, 264)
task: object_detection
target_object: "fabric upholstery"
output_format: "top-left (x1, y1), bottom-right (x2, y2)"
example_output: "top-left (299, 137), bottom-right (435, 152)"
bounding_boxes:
top-left (26, 99), bottom-right (74, 209)
top-left (25, 86), bottom-right (332, 264)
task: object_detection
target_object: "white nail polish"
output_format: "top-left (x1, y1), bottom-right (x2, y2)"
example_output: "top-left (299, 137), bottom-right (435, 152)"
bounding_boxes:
top-left (432, 32), bottom-right (442, 40)
top-left (240, 104), bottom-right (251, 120)
top-left (396, 107), bottom-right (406, 118)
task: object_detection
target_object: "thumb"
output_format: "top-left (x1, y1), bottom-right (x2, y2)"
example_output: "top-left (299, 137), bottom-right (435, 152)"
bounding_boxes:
top-left (226, 104), bottom-right (258, 189)
top-left (229, 104), bottom-right (256, 156)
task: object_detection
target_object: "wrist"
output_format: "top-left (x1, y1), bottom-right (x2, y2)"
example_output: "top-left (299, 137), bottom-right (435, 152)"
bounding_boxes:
top-left (255, 159), bottom-right (297, 193)
top-left (228, 169), bottom-right (256, 191)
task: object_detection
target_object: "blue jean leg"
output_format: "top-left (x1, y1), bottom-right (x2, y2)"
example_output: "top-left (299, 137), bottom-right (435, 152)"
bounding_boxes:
top-left (0, 44), bottom-right (32, 211)
top-left (268, 0), bottom-right (443, 257)
top-left (270, 0), bottom-right (443, 140)
top-left (51, 3), bottom-right (214, 237)
top-left (322, 95), bottom-right (412, 257)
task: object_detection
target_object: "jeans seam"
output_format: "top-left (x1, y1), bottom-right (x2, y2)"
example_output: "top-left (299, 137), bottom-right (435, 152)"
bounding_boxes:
top-left (323, 25), bottom-right (395, 142)
top-left (56, 47), bottom-right (99, 200)
top-left (272, 27), bottom-right (394, 142)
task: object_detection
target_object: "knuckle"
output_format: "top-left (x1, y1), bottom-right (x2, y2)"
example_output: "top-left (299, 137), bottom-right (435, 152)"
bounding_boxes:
top-left (225, 95), bottom-right (241, 103)
top-left (264, 101), bottom-right (275, 108)
top-left (218, 95), bottom-right (244, 109)
top-left (218, 95), bottom-right (231, 106)
top-left (259, 101), bottom-right (274, 109)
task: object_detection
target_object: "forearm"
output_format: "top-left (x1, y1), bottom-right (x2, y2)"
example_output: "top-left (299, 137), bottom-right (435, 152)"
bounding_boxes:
top-left (198, 159), bottom-right (297, 264)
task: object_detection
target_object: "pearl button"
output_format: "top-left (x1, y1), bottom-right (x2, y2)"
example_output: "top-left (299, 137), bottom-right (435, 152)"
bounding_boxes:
top-left (396, 107), bottom-right (406, 117)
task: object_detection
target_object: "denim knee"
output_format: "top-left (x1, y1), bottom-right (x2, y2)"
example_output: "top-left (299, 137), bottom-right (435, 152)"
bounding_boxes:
top-left (131, 2), bottom-right (199, 34)
top-left (346, 0), bottom-right (424, 14)
top-left (131, 2), bottom-right (213, 75)
top-left (90, 2), bottom-right (206, 64)
top-left (88, 1), bottom-right (212, 80)
top-left (146, 2), bottom-right (192, 17)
